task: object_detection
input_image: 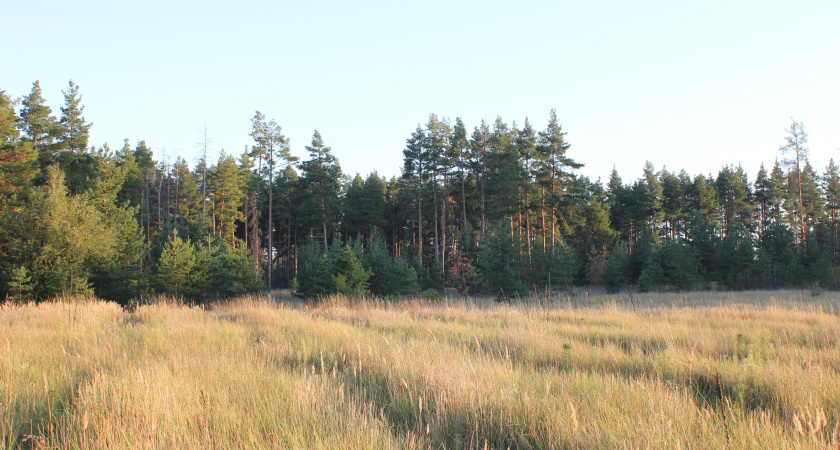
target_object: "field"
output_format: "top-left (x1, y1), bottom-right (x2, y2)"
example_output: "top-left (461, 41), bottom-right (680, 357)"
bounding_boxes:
top-left (2, 291), bottom-right (839, 449)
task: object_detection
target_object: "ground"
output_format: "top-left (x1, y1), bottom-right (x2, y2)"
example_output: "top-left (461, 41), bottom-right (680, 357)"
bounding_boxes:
top-left (2, 290), bottom-right (839, 449)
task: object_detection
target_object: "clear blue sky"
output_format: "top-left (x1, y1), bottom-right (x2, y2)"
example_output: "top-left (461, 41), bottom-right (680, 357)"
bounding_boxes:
top-left (4, 0), bottom-right (839, 183)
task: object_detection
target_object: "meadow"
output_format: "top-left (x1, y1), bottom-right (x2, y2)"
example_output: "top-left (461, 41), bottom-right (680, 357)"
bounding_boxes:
top-left (1, 290), bottom-right (839, 449)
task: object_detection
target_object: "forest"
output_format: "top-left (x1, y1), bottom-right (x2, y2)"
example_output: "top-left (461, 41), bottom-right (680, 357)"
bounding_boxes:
top-left (1, 80), bottom-right (838, 303)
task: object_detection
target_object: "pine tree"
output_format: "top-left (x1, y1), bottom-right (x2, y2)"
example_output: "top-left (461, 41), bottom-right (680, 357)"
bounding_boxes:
top-left (6, 266), bottom-right (33, 303)
top-left (640, 161), bottom-right (663, 235)
top-left (171, 156), bottom-right (202, 229)
top-left (423, 114), bottom-right (451, 267)
top-left (57, 80), bottom-right (91, 153)
top-left (487, 117), bottom-right (524, 224)
top-left (715, 165), bottom-right (753, 235)
top-left (779, 118), bottom-right (809, 244)
top-left (754, 163), bottom-right (771, 236)
top-left (362, 173), bottom-right (388, 236)
top-left (479, 220), bottom-right (524, 299)
top-left (328, 240), bottom-right (370, 298)
top-left (823, 159), bottom-right (840, 267)
top-left (659, 168), bottom-right (685, 239)
top-left (54, 80), bottom-right (95, 194)
top-left (293, 240), bottom-right (334, 300)
top-left (402, 125), bottom-right (427, 264)
top-left (299, 130), bottom-right (342, 255)
top-left (470, 120), bottom-right (491, 240)
top-left (156, 229), bottom-right (196, 298)
top-left (451, 117), bottom-right (471, 232)
top-left (2, 167), bottom-right (119, 299)
top-left (18, 81), bottom-right (60, 176)
top-left (251, 113), bottom-right (296, 290)
top-left (274, 165), bottom-right (299, 288)
top-left (603, 245), bottom-right (629, 294)
top-left (516, 117), bottom-right (538, 255)
top-left (344, 174), bottom-right (365, 239)
top-left (536, 109), bottom-right (582, 254)
top-left (86, 151), bottom-right (145, 302)
top-left (208, 153), bottom-right (245, 247)
top-left (0, 90), bottom-right (37, 204)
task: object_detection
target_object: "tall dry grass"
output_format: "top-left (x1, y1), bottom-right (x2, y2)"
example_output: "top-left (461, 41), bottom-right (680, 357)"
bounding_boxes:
top-left (1, 290), bottom-right (838, 449)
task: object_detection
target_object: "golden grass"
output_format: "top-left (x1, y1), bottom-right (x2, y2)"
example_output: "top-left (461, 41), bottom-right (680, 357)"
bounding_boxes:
top-left (1, 290), bottom-right (839, 449)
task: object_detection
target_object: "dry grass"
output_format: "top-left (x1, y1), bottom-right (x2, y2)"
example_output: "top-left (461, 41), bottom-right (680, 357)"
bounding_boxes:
top-left (1, 290), bottom-right (839, 449)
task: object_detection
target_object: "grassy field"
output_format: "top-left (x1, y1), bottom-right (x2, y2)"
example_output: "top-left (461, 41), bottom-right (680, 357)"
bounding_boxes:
top-left (1, 291), bottom-right (839, 449)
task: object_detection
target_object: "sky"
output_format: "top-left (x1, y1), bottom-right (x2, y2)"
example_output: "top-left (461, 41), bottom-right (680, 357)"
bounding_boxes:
top-left (3, 0), bottom-right (839, 184)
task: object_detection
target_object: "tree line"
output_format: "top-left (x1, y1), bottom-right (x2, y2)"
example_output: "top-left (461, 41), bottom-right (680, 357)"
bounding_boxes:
top-left (1, 80), bottom-right (838, 303)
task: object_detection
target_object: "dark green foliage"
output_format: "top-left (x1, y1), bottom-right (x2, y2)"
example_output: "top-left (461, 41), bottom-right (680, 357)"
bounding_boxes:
top-left (1, 167), bottom-right (118, 299)
top-left (6, 266), bottom-right (33, 303)
top-left (603, 245), bottom-right (629, 294)
top-left (649, 240), bottom-right (697, 291)
top-left (628, 230), bottom-right (657, 283)
top-left (328, 240), bottom-right (370, 298)
top-left (757, 223), bottom-right (798, 287)
top-left (362, 229), bottom-right (418, 297)
top-left (479, 221), bottom-right (525, 299)
top-left (0, 90), bottom-right (37, 205)
top-left (155, 229), bottom-right (196, 298)
top-left (18, 81), bottom-right (60, 176)
top-left (298, 130), bottom-right (342, 253)
top-left (715, 224), bottom-right (755, 290)
top-left (4, 87), bottom-right (840, 301)
top-left (293, 238), bottom-right (372, 300)
top-left (293, 240), bottom-right (335, 300)
top-left (685, 213), bottom-right (719, 278)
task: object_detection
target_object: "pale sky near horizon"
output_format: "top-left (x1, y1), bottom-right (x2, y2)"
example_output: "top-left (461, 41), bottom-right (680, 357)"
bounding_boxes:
top-left (3, 0), bottom-right (839, 185)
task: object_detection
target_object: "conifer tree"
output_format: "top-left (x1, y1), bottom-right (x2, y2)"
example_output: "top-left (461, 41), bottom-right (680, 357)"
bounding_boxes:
top-left (299, 130), bottom-right (341, 254)
top-left (2, 167), bottom-right (118, 298)
top-left (293, 240), bottom-right (334, 300)
top-left (344, 174), bottom-right (365, 239)
top-left (536, 109), bottom-right (581, 254)
top-left (57, 80), bottom-right (92, 153)
top-left (156, 229), bottom-right (196, 298)
top-left (516, 117), bottom-right (538, 255)
top-left (0, 90), bottom-right (37, 204)
top-left (328, 240), bottom-right (370, 298)
top-left (822, 159), bottom-right (840, 267)
top-left (470, 120), bottom-right (491, 240)
top-left (640, 161), bottom-right (663, 234)
top-left (250, 113), bottom-right (296, 289)
top-left (402, 125), bottom-right (427, 264)
top-left (362, 173), bottom-right (388, 236)
top-left (18, 81), bottom-right (60, 176)
top-left (779, 118), bottom-right (809, 243)
top-left (603, 244), bottom-right (629, 294)
top-left (423, 114), bottom-right (451, 267)
top-left (659, 169), bottom-right (685, 239)
top-left (208, 153), bottom-right (245, 247)
top-left (451, 117), bottom-right (471, 231)
top-left (6, 266), bottom-right (33, 303)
